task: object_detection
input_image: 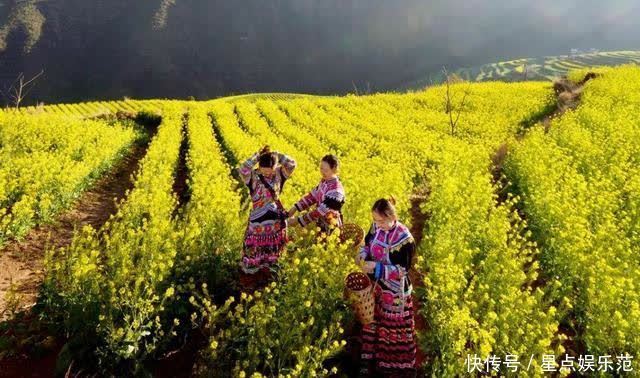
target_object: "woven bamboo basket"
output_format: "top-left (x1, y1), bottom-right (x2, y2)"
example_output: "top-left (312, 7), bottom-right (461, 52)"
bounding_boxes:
top-left (339, 223), bottom-right (364, 249)
top-left (345, 272), bottom-right (375, 325)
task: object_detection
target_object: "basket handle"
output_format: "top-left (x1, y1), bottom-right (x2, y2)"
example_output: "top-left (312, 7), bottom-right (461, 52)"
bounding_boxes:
top-left (370, 276), bottom-right (380, 294)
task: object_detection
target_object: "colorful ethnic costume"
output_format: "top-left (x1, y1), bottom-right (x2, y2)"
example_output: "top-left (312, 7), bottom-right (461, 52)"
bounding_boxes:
top-left (357, 220), bottom-right (417, 377)
top-left (238, 152), bottom-right (296, 276)
top-left (292, 176), bottom-right (346, 233)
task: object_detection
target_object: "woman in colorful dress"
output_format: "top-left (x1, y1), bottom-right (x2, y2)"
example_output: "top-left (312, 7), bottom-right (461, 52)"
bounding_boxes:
top-left (355, 197), bottom-right (417, 377)
top-left (286, 154), bottom-right (346, 234)
top-left (238, 145), bottom-right (296, 290)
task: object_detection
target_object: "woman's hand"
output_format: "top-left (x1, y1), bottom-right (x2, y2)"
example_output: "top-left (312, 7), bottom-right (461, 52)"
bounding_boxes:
top-left (361, 261), bottom-right (376, 274)
top-left (355, 253), bottom-right (364, 266)
top-left (286, 217), bottom-right (297, 227)
top-left (288, 207), bottom-right (297, 217)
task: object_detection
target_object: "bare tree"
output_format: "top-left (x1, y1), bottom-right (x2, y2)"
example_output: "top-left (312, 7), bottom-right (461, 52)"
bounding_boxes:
top-left (350, 80), bottom-right (373, 96)
top-left (442, 66), bottom-right (471, 136)
top-left (1, 69), bottom-right (45, 110)
top-left (351, 80), bottom-right (360, 96)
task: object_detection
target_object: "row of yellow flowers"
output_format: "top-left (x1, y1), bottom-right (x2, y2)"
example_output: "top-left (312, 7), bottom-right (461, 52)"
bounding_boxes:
top-left (13, 99), bottom-right (169, 118)
top-left (504, 65), bottom-right (640, 372)
top-left (0, 112), bottom-right (139, 246)
top-left (416, 137), bottom-right (561, 376)
top-left (174, 104), bottom-right (245, 286)
top-left (43, 104), bottom-right (185, 371)
top-left (277, 97), bottom-right (414, 224)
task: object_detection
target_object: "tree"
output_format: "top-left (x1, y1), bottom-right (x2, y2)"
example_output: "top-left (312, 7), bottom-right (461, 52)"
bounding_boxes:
top-left (442, 66), bottom-right (471, 136)
top-left (1, 69), bottom-right (45, 110)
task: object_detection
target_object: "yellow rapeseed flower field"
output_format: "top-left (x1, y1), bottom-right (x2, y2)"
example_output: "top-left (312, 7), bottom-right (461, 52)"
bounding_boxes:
top-left (1, 64), bottom-right (634, 375)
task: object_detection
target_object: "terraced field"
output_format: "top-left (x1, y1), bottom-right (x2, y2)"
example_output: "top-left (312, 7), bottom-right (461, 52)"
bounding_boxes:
top-left (400, 50), bottom-right (640, 90)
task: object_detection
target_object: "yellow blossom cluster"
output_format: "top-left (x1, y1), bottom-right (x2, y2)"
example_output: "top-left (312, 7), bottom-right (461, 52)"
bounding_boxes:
top-left (504, 65), bottom-right (640, 372)
top-left (0, 112), bottom-right (138, 245)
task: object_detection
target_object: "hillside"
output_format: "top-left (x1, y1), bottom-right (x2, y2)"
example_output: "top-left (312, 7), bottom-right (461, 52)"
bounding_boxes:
top-left (1, 0), bottom-right (639, 105)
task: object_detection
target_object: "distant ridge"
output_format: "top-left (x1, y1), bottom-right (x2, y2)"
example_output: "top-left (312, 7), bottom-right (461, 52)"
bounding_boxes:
top-left (399, 50), bottom-right (640, 90)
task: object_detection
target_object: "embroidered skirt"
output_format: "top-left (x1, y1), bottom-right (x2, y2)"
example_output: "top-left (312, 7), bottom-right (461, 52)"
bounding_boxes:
top-left (241, 213), bottom-right (288, 274)
top-left (360, 284), bottom-right (417, 376)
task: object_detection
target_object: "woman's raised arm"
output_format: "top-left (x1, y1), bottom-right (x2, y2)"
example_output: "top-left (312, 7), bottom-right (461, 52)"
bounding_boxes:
top-left (276, 152), bottom-right (297, 178)
top-left (238, 152), bottom-right (259, 185)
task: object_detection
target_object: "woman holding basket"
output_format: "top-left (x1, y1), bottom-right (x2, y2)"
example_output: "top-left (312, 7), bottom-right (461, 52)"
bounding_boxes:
top-left (355, 197), bottom-right (417, 377)
top-left (286, 154), bottom-right (346, 234)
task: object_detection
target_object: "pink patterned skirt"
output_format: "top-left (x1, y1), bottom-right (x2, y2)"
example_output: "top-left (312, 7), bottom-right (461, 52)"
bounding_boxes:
top-left (241, 216), bottom-right (288, 274)
top-left (360, 284), bottom-right (417, 376)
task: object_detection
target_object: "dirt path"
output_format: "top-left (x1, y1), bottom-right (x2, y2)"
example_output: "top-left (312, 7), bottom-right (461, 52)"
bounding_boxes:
top-left (487, 72), bottom-right (600, 365)
top-left (492, 72), bottom-right (600, 203)
top-left (541, 72), bottom-right (599, 134)
top-left (171, 115), bottom-right (191, 219)
top-left (408, 183), bottom-right (432, 375)
top-left (409, 183), bottom-right (430, 247)
top-left (0, 143), bottom-right (148, 319)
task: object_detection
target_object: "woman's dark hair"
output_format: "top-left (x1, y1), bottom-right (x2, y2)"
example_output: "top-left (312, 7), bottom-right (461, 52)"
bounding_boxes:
top-left (258, 152), bottom-right (277, 168)
top-left (372, 197), bottom-right (397, 219)
top-left (321, 154), bottom-right (339, 170)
